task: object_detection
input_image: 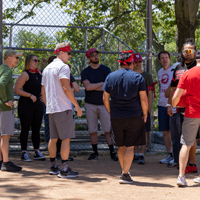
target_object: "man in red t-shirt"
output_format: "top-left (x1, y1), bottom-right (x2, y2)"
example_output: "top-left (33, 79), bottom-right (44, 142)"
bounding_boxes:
top-left (172, 50), bottom-right (200, 186)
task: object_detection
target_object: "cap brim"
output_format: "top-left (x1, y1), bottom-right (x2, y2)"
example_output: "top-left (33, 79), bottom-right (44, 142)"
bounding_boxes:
top-left (15, 52), bottom-right (23, 56)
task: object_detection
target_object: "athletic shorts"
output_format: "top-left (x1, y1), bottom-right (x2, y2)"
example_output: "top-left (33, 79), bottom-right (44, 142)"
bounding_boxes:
top-left (49, 110), bottom-right (75, 140)
top-left (181, 117), bottom-right (200, 146)
top-left (85, 103), bottom-right (110, 133)
top-left (111, 116), bottom-right (146, 147)
top-left (158, 106), bottom-right (170, 131)
top-left (0, 110), bottom-right (14, 136)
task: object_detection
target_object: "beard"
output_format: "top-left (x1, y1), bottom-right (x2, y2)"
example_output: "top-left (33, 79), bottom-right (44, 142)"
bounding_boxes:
top-left (90, 60), bottom-right (99, 64)
top-left (185, 57), bottom-right (194, 62)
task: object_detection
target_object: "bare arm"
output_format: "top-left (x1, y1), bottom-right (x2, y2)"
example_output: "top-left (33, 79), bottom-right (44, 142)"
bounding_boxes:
top-left (14, 71), bottom-right (37, 102)
top-left (148, 90), bottom-right (153, 113)
top-left (60, 78), bottom-right (82, 117)
top-left (41, 85), bottom-right (46, 105)
top-left (139, 90), bottom-right (148, 123)
top-left (83, 79), bottom-right (104, 91)
top-left (165, 85), bottom-right (171, 98)
top-left (103, 91), bottom-right (110, 114)
top-left (172, 88), bottom-right (185, 108)
top-left (72, 82), bottom-right (80, 93)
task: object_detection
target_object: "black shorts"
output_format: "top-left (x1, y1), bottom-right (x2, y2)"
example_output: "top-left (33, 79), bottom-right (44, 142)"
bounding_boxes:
top-left (111, 116), bottom-right (146, 147)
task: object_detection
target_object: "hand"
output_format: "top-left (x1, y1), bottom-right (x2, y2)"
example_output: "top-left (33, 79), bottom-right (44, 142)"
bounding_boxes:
top-left (142, 114), bottom-right (147, 123)
top-left (75, 105), bottom-right (82, 117)
top-left (30, 94), bottom-right (37, 102)
top-left (167, 106), bottom-right (173, 116)
top-left (39, 95), bottom-right (43, 102)
top-left (5, 100), bottom-right (13, 108)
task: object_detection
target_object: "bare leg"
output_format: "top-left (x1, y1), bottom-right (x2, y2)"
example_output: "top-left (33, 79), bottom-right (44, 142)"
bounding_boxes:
top-left (163, 130), bottom-right (172, 153)
top-left (105, 132), bottom-right (110, 145)
top-left (134, 146), bottom-right (140, 154)
top-left (1, 135), bottom-right (11, 162)
top-left (188, 140), bottom-right (197, 164)
top-left (0, 136), bottom-right (2, 160)
top-left (90, 132), bottom-right (98, 144)
top-left (118, 146), bottom-right (125, 171)
top-left (123, 146), bottom-right (134, 174)
top-left (48, 138), bottom-right (58, 158)
top-left (60, 138), bottom-right (70, 160)
top-left (141, 132), bottom-right (148, 154)
top-left (179, 145), bottom-right (191, 177)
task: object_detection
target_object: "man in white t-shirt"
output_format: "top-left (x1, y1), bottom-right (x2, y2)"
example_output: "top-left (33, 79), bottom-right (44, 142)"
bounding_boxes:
top-left (42, 42), bottom-right (82, 178)
top-left (157, 50), bottom-right (173, 164)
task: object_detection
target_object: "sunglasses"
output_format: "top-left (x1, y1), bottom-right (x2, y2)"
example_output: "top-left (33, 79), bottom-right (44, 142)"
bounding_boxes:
top-left (33, 59), bottom-right (40, 63)
top-left (16, 57), bottom-right (20, 59)
top-left (183, 49), bottom-right (195, 54)
top-left (62, 51), bottom-right (71, 55)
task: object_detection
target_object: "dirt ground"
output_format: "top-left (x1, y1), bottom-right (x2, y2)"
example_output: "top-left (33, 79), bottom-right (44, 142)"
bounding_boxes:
top-left (1, 153), bottom-right (200, 200)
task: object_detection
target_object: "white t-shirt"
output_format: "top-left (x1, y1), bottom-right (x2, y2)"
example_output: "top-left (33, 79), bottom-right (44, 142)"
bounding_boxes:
top-left (157, 66), bottom-right (173, 107)
top-left (41, 58), bottom-right (72, 114)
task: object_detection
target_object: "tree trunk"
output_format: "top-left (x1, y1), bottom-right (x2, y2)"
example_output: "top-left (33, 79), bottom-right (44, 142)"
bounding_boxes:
top-left (175, 0), bottom-right (200, 52)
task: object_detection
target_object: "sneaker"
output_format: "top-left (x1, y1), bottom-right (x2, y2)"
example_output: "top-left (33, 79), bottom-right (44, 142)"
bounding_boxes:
top-left (193, 175), bottom-right (200, 183)
top-left (0, 160), bottom-right (2, 168)
top-left (159, 154), bottom-right (173, 164)
top-left (56, 153), bottom-right (62, 161)
top-left (111, 152), bottom-right (118, 161)
top-left (177, 175), bottom-right (187, 187)
top-left (88, 153), bottom-right (98, 160)
top-left (185, 165), bottom-right (198, 173)
top-left (119, 173), bottom-right (133, 184)
top-left (68, 154), bottom-right (74, 161)
top-left (49, 166), bottom-right (60, 175)
top-left (21, 152), bottom-right (32, 162)
top-left (167, 161), bottom-right (179, 168)
top-left (34, 150), bottom-right (46, 161)
top-left (132, 155), bottom-right (139, 163)
top-left (1, 161), bottom-right (22, 172)
top-left (57, 167), bottom-right (79, 178)
top-left (138, 155), bottom-right (145, 165)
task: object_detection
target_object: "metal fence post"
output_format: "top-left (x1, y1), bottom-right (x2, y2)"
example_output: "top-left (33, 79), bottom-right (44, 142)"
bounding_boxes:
top-left (84, 28), bottom-right (87, 68)
top-left (0, 0), bottom-right (3, 64)
top-left (102, 28), bottom-right (105, 65)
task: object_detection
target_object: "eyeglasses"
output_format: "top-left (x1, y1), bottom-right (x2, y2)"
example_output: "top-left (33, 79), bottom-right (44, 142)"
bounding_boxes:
top-left (183, 49), bottom-right (195, 54)
top-left (90, 54), bottom-right (99, 58)
top-left (16, 57), bottom-right (20, 59)
top-left (33, 59), bottom-right (40, 63)
top-left (67, 52), bottom-right (71, 55)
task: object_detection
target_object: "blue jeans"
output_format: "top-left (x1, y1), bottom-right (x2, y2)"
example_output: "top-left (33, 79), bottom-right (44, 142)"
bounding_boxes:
top-left (170, 112), bottom-right (182, 163)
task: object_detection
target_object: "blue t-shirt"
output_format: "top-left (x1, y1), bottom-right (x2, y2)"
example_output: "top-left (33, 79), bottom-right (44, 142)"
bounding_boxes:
top-left (81, 64), bottom-right (111, 105)
top-left (103, 68), bottom-right (146, 119)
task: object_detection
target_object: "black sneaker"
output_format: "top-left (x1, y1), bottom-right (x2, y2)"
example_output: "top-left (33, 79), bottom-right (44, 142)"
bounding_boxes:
top-left (21, 152), bottom-right (32, 162)
top-left (132, 155), bottom-right (139, 163)
top-left (1, 161), bottom-right (22, 172)
top-left (34, 150), bottom-right (46, 161)
top-left (68, 154), bottom-right (74, 161)
top-left (110, 152), bottom-right (118, 161)
top-left (0, 160), bottom-right (2, 168)
top-left (138, 155), bottom-right (145, 165)
top-left (119, 173), bottom-right (133, 184)
top-left (88, 153), bottom-right (98, 160)
top-left (49, 166), bottom-right (60, 175)
top-left (57, 167), bottom-right (79, 178)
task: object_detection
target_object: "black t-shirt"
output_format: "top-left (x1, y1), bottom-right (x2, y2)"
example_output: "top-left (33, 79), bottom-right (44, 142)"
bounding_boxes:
top-left (170, 60), bottom-right (196, 87)
top-left (81, 64), bottom-right (111, 105)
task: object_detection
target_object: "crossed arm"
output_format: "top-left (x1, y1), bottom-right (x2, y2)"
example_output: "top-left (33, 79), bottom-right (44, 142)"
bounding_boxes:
top-left (82, 80), bottom-right (104, 91)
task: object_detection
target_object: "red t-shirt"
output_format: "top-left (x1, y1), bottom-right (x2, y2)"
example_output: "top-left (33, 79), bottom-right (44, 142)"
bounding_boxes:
top-left (177, 66), bottom-right (200, 118)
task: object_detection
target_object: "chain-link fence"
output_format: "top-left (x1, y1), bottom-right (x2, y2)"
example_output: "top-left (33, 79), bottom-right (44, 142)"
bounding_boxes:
top-left (1, 0), bottom-right (179, 154)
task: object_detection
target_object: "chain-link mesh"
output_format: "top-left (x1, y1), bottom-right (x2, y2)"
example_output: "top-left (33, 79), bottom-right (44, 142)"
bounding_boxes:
top-left (2, 0), bottom-right (173, 153)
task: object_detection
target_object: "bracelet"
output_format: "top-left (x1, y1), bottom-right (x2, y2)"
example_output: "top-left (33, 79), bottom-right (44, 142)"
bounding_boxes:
top-left (29, 94), bottom-right (32, 98)
top-left (166, 104), bottom-right (171, 107)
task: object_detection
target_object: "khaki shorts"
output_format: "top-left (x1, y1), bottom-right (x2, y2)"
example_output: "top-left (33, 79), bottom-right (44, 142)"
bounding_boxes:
top-left (181, 117), bottom-right (200, 146)
top-left (85, 103), bottom-right (110, 133)
top-left (49, 110), bottom-right (75, 140)
top-left (0, 110), bottom-right (14, 136)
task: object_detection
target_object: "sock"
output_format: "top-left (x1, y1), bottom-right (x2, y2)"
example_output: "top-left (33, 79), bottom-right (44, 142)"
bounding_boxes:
top-left (135, 153), bottom-right (140, 156)
top-left (109, 145), bottom-right (114, 155)
top-left (92, 144), bottom-right (98, 155)
top-left (189, 163), bottom-right (196, 167)
top-left (139, 153), bottom-right (144, 156)
top-left (62, 160), bottom-right (68, 172)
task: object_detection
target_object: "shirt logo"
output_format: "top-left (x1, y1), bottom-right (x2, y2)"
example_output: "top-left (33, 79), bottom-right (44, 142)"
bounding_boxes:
top-left (136, 55), bottom-right (139, 58)
top-left (161, 74), bottom-right (169, 84)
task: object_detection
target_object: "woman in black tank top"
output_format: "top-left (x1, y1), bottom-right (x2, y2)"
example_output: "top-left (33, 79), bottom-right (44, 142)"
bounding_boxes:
top-left (14, 54), bottom-right (46, 162)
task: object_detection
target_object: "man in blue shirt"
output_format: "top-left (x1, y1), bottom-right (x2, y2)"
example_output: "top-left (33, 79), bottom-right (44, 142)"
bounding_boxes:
top-left (103, 50), bottom-right (148, 184)
top-left (81, 48), bottom-right (118, 161)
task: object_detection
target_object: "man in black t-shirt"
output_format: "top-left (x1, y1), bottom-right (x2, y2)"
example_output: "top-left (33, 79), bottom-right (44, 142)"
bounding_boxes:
top-left (81, 48), bottom-right (118, 161)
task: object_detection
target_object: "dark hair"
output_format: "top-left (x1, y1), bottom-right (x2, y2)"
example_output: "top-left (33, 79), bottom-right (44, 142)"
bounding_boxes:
top-left (120, 62), bottom-right (132, 67)
top-left (158, 51), bottom-right (170, 60)
top-left (48, 55), bottom-right (56, 64)
top-left (181, 38), bottom-right (196, 65)
top-left (24, 54), bottom-right (37, 70)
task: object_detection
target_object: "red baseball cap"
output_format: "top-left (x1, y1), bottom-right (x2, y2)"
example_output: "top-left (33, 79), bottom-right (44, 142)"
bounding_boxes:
top-left (86, 48), bottom-right (99, 58)
top-left (134, 53), bottom-right (143, 62)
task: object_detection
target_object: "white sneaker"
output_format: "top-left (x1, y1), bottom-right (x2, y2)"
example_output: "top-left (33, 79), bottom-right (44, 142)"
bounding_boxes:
top-left (177, 175), bottom-right (187, 187)
top-left (193, 175), bottom-right (200, 183)
top-left (159, 154), bottom-right (173, 164)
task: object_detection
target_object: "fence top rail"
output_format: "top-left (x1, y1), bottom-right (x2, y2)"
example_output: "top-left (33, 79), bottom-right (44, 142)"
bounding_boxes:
top-left (3, 23), bottom-right (103, 29)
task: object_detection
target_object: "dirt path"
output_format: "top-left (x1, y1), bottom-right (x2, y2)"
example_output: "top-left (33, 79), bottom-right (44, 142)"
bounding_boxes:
top-left (1, 153), bottom-right (200, 200)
